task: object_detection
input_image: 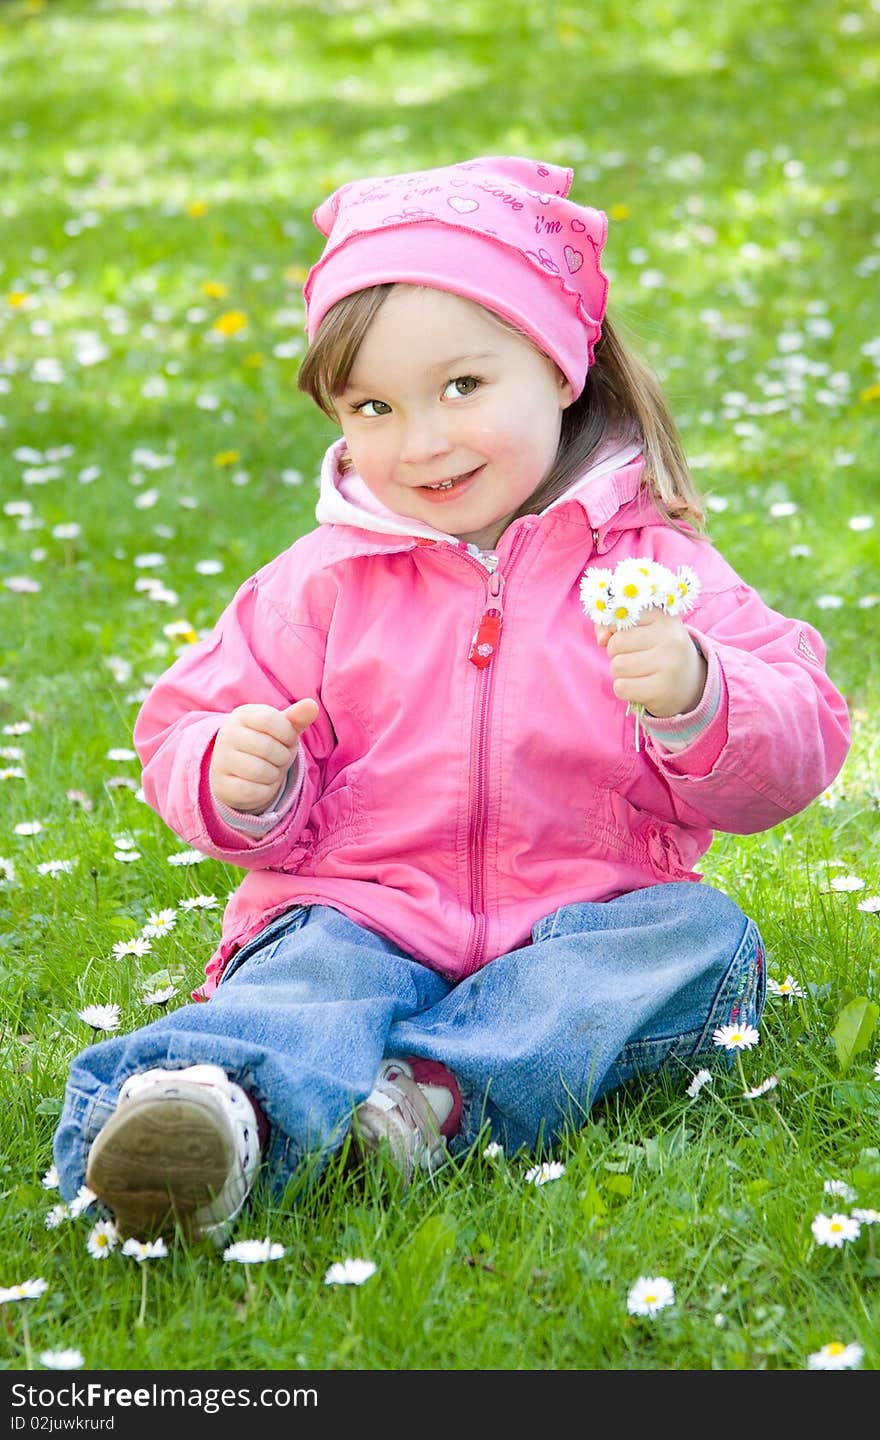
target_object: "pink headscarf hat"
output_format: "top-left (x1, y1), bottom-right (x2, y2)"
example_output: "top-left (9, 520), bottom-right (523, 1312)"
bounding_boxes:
top-left (303, 155), bottom-right (609, 399)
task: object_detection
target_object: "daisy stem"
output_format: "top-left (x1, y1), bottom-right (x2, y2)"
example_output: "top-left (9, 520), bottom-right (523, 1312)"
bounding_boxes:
top-left (244, 1269), bottom-right (256, 1304)
top-left (736, 1052), bottom-right (759, 1119)
top-left (21, 1308), bottom-right (34, 1370)
top-left (136, 1264), bottom-right (148, 1327)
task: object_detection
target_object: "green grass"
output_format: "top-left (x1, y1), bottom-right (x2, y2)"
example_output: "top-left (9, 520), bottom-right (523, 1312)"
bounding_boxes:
top-left (1, 0), bottom-right (879, 1374)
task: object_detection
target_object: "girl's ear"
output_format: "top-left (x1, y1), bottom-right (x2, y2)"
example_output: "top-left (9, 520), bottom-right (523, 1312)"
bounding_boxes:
top-left (559, 374), bottom-right (575, 409)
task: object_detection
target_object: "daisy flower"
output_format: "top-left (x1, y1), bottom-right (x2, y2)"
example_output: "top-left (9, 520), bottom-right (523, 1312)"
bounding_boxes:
top-left (86, 1221), bottom-right (118, 1260)
top-left (768, 975), bottom-right (806, 1001)
top-left (578, 567), bottom-right (615, 624)
top-left (875, 1057), bottom-right (880, 1081)
top-left (36, 859), bottom-right (74, 877)
top-left (77, 1003), bottom-right (121, 1033)
top-left (323, 1258), bottom-right (377, 1286)
top-left (823, 1179), bottom-right (857, 1204)
top-left (686, 1068), bottom-right (713, 1098)
top-left (712, 1022), bottom-right (760, 1051)
top-left (141, 908), bottom-right (177, 939)
top-left (223, 1238), bottom-right (285, 1264)
top-left (811, 1212), bottom-right (861, 1248)
top-left (828, 874), bottom-right (864, 892)
top-left (111, 936), bottom-right (152, 960)
top-left (68, 1185), bottom-right (97, 1218)
top-left (525, 1160), bottom-right (566, 1186)
top-left (626, 1275), bottom-right (675, 1317)
top-left (45, 1204), bottom-right (69, 1230)
top-left (851, 1208), bottom-right (880, 1224)
top-left (742, 1075), bottom-right (779, 1099)
top-left (0, 1278), bottom-right (49, 1303)
top-left (41, 1164), bottom-right (59, 1190)
top-left (141, 984), bottom-right (178, 1007)
top-left (857, 896), bottom-right (880, 913)
top-left (483, 1141), bottom-right (504, 1160)
top-left (167, 848), bottom-right (206, 866)
top-left (179, 893), bottom-right (218, 911)
top-left (807, 1341), bottom-right (864, 1370)
top-left (609, 557), bottom-right (660, 611)
top-left (121, 1237), bottom-right (168, 1261)
top-left (39, 1348), bottom-right (85, 1370)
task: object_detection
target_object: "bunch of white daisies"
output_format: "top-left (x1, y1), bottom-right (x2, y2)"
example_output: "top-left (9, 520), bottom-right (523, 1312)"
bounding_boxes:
top-left (579, 556), bottom-right (701, 630)
top-left (580, 557), bottom-right (702, 750)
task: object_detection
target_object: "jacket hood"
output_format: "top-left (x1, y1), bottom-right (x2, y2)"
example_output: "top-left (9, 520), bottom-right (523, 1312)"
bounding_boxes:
top-left (314, 435), bottom-right (647, 549)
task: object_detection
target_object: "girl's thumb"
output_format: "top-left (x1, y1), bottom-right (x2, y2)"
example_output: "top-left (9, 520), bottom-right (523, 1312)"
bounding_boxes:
top-left (284, 697), bottom-right (319, 735)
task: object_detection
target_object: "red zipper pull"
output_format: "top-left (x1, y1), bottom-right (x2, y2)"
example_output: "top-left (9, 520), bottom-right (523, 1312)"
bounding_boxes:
top-left (468, 572), bottom-right (504, 669)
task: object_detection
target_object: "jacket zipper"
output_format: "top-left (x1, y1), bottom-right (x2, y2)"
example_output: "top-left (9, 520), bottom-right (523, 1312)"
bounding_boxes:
top-left (459, 538), bottom-right (523, 976)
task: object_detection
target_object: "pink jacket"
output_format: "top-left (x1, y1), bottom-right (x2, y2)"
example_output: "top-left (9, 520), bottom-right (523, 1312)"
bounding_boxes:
top-left (133, 441), bottom-right (851, 998)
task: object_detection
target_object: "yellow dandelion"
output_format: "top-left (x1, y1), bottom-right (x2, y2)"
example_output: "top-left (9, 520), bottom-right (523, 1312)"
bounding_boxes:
top-left (200, 280), bottom-right (229, 299)
top-left (213, 450), bottom-right (240, 468)
top-left (186, 200), bottom-right (208, 218)
top-left (859, 383), bottom-right (880, 404)
top-left (213, 310), bottom-right (247, 337)
top-left (6, 292), bottom-right (29, 309)
top-left (609, 204), bottom-right (631, 221)
top-left (284, 265), bottom-right (310, 284)
top-left (243, 353), bottom-right (264, 368)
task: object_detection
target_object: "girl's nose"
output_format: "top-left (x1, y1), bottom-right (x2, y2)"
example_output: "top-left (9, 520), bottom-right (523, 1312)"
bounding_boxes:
top-left (398, 415), bottom-right (454, 465)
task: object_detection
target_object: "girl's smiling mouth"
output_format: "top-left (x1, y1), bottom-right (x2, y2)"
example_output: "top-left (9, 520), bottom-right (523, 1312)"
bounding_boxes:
top-left (418, 465), bottom-right (484, 499)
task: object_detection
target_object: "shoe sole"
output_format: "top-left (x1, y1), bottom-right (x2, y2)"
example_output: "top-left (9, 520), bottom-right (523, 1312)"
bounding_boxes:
top-left (86, 1088), bottom-right (235, 1241)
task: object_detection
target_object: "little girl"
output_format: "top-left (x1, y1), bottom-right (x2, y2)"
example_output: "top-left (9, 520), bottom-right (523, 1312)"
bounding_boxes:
top-left (54, 155), bottom-right (850, 1246)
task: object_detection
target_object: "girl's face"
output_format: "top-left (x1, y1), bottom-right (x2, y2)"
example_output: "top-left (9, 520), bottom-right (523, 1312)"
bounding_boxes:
top-left (337, 286), bottom-right (573, 550)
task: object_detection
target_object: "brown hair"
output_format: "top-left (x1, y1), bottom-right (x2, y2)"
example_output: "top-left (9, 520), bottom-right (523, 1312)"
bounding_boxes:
top-left (297, 284), bottom-right (705, 531)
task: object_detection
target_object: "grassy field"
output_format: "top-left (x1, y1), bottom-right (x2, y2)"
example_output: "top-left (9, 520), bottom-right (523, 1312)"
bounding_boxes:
top-left (0, 0), bottom-right (879, 1375)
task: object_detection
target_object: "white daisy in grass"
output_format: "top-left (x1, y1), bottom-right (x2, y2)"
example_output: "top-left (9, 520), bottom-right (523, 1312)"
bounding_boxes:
top-left (86, 1221), bottom-right (118, 1260)
top-left (851, 1208), bottom-right (880, 1224)
top-left (768, 975), bottom-right (805, 1001)
top-left (106, 747), bottom-right (137, 762)
top-left (807, 1340), bottom-right (864, 1370)
top-left (0, 857), bottom-right (16, 884)
top-left (2, 722), bottom-right (32, 735)
top-left (41, 1165), bottom-right (59, 1190)
top-left (823, 1179), bottom-right (857, 1204)
top-left (114, 847), bottom-right (141, 862)
top-left (483, 1141), bottom-right (504, 1160)
top-left (45, 1204), bottom-right (70, 1230)
top-left (712, 1022), bottom-right (760, 1051)
top-left (36, 859), bottom-right (74, 877)
top-left (525, 1160), bottom-right (566, 1186)
top-left (39, 1348), bottom-right (85, 1370)
top-left (141, 984), bottom-right (178, 1008)
top-left (121, 1237), bottom-right (168, 1261)
top-left (141, 908), bottom-right (177, 938)
top-left (829, 875), bottom-right (865, 892)
top-left (874, 1058), bottom-right (880, 1081)
top-left (179, 893), bottom-right (218, 911)
top-left (626, 1275), bottom-right (675, 1317)
top-left (13, 820), bottom-right (43, 836)
top-left (0, 1277), bottom-right (48, 1302)
top-left (742, 1075), bottom-right (779, 1099)
top-left (167, 848), bottom-right (207, 866)
top-left (324, 1257), bottom-right (377, 1286)
top-left (0, 766), bottom-right (26, 780)
top-left (811, 1212), bottom-right (861, 1248)
top-left (77, 1003), bottom-right (121, 1033)
top-left (857, 896), bottom-right (880, 914)
top-left (685, 1068), bottom-right (713, 1098)
top-left (111, 936), bottom-right (152, 960)
top-left (223, 1238), bottom-right (285, 1264)
top-left (68, 1185), bottom-right (97, 1219)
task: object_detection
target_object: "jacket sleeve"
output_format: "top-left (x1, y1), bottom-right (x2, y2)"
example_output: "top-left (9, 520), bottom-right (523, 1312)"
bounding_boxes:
top-left (132, 567), bottom-right (332, 869)
top-left (643, 579), bottom-right (851, 834)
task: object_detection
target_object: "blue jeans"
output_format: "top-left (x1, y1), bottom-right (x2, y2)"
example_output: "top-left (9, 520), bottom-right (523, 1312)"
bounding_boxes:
top-left (53, 882), bottom-right (765, 1200)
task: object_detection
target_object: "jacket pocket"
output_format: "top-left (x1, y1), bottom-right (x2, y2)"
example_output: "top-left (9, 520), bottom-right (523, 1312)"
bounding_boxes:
top-left (590, 790), bottom-right (694, 880)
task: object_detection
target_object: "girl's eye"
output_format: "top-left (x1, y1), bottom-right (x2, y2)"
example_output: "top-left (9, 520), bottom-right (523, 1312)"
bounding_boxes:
top-left (443, 376), bottom-right (480, 399)
top-left (353, 399), bottom-right (391, 417)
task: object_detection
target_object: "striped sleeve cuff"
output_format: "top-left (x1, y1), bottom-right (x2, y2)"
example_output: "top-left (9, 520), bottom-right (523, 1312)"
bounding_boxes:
top-left (641, 640), bottom-right (720, 753)
top-left (213, 752), bottom-right (304, 835)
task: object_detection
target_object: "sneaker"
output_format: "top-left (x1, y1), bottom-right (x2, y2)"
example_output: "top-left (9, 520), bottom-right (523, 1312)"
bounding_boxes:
top-left (85, 1064), bottom-right (262, 1246)
top-left (352, 1058), bottom-right (450, 1181)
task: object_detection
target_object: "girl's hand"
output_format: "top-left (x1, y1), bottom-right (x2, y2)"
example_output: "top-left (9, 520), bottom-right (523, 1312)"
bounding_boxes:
top-left (209, 698), bottom-right (319, 814)
top-left (596, 611), bottom-right (706, 718)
